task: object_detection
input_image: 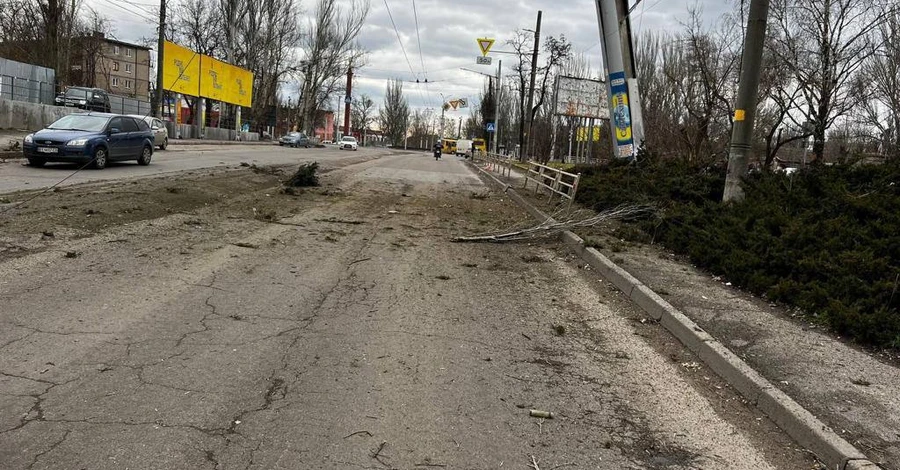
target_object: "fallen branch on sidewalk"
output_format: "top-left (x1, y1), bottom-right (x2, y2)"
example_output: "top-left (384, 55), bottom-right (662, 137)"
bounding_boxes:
top-left (451, 205), bottom-right (655, 243)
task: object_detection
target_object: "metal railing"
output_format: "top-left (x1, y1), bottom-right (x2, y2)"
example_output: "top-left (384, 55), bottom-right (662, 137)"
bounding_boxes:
top-left (474, 150), bottom-right (515, 178)
top-left (522, 161), bottom-right (581, 207)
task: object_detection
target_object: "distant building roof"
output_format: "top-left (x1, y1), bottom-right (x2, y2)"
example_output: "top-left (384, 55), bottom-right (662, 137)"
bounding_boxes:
top-left (87, 32), bottom-right (151, 51)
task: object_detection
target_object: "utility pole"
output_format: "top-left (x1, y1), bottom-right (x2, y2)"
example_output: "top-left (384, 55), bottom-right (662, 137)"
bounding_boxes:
top-left (723, 0), bottom-right (771, 203)
top-left (343, 66), bottom-right (352, 137)
top-left (522, 10), bottom-right (542, 160)
top-left (493, 59), bottom-right (502, 154)
top-left (596, 0), bottom-right (644, 160)
top-left (154, 0), bottom-right (166, 118)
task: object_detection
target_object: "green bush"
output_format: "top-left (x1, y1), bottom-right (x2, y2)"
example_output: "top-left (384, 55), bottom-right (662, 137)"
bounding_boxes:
top-left (575, 155), bottom-right (900, 349)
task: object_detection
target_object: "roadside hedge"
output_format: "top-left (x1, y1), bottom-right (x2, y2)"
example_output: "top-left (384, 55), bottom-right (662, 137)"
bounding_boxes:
top-left (574, 154), bottom-right (900, 349)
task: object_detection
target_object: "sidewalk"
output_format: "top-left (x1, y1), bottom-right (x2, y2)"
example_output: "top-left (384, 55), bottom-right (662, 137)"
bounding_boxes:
top-left (474, 159), bottom-right (899, 469)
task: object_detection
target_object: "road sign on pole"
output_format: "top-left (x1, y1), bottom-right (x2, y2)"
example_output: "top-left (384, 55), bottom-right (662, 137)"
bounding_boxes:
top-left (476, 56), bottom-right (492, 65)
top-left (477, 38), bottom-right (495, 56)
top-left (486, 122), bottom-right (496, 132)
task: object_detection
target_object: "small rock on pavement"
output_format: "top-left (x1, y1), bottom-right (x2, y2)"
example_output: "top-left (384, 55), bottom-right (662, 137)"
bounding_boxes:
top-left (64, 251), bottom-right (79, 258)
top-left (615, 351), bottom-right (630, 360)
top-left (42, 231), bottom-right (55, 237)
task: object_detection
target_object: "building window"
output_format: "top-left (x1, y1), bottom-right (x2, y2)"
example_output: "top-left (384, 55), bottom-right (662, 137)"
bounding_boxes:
top-left (114, 45), bottom-right (120, 55)
top-left (125, 63), bottom-right (132, 74)
top-left (125, 79), bottom-right (133, 89)
top-left (111, 77), bottom-right (119, 87)
top-left (126, 49), bottom-right (132, 57)
top-left (112, 62), bottom-right (119, 72)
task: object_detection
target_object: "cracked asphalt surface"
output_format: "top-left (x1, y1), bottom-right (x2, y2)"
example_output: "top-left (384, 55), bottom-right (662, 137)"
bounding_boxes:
top-left (0, 151), bottom-right (818, 469)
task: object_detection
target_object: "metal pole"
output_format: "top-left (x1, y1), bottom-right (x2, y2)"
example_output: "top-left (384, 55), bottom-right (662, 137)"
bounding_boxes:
top-left (154, 0), bottom-right (166, 118)
top-left (723, 0), bottom-right (771, 203)
top-left (522, 10), bottom-right (542, 161)
top-left (493, 59), bottom-right (502, 154)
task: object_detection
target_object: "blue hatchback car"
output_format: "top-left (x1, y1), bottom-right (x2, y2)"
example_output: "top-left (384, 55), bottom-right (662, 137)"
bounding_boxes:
top-left (23, 113), bottom-right (155, 169)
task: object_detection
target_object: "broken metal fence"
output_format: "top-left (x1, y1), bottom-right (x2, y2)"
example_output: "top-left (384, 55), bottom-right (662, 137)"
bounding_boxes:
top-left (521, 161), bottom-right (581, 208)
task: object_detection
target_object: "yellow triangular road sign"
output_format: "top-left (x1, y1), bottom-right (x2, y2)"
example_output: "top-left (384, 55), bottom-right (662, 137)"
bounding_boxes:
top-left (477, 38), bottom-right (495, 56)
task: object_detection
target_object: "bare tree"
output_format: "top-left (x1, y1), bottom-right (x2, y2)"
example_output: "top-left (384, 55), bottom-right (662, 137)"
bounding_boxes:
top-left (859, 4), bottom-right (900, 158)
top-left (379, 79), bottom-right (409, 147)
top-left (770, 0), bottom-right (879, 162)
top-left (298, 0), bottom-right (370, 134)
top-left (351, 93), bottom-right (375, 142)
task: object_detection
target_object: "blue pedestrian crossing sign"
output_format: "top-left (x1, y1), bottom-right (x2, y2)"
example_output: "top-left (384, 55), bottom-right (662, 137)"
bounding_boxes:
top-left (486, 122), bottom-right (496, 133)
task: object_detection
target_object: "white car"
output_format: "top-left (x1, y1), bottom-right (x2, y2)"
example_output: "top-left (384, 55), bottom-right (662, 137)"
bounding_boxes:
top-left (339, 136), bottom-right (358, 151)
top-left (129, 115), bottom-right (168, 150)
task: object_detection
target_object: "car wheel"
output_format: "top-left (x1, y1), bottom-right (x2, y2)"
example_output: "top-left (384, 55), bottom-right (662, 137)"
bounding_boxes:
top-left (279, 142), bottom-right (284, 146)
top-left (137, 145), bottom-right (152, 166)
top-left (92, 147), bottom-right (108, 170)
top-left (159, 138), bottom-right (167, 151)
top-left (27, 158), bottom-right (46, 167)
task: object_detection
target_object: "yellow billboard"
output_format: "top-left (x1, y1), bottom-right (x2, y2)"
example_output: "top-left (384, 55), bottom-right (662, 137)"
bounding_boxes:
top-left (162, 41), bottom-right (253, 107)
top-left (162, 41), bottom-right (200, 96)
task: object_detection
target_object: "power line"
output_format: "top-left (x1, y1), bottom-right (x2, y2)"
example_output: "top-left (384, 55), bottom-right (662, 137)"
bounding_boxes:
top-left (382, 0), bottom-right (419, 80)
top-left (381, 0), bottom-right (430, 108)
top-left (94, 0), bottom-right (157, 23)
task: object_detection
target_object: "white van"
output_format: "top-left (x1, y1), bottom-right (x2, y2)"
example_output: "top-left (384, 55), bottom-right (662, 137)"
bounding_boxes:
top-left (455, 139), bottom-right (472, 156)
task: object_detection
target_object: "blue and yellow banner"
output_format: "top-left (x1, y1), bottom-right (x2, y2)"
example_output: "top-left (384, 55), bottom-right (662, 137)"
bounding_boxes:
top-left (608, 71), bottom-right (634, 158)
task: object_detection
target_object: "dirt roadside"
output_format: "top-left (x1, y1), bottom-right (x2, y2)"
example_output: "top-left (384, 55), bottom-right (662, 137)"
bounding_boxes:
top-left (474, 163), bottom-right (899, 469)
top-left (0, 154), bottom-right (820, 469)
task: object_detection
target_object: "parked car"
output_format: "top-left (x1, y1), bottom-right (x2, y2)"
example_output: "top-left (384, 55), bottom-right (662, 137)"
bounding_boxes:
top-left (23, 113), bottom-right (154, 169)
top-left (55, 87), bottom-right (111, 112)
top-left (279, 132), bottom-right (310, 148)
top-left (129, 115), bottom-right (168, 150)
top-left (339, 135), bottom-right (358, 151)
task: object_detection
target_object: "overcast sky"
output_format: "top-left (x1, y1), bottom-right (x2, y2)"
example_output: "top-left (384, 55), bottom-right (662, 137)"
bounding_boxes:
top-left (84, 0), bottom-right (738, 115)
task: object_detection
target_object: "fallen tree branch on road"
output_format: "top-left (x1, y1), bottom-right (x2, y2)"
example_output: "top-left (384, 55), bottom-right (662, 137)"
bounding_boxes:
top-left (451, 205), bottom-right (656, 243)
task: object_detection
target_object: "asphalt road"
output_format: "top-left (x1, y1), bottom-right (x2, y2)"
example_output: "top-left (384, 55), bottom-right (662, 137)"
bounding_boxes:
top-left (0, 152), bottom-right (817, 469)
top-left (0, 144), bottom-right (386, 194)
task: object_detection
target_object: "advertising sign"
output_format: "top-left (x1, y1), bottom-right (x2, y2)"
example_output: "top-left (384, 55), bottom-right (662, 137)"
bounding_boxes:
top-left (163, 41), bottom-right (253, 107)
top-left (554, 75), bottom-right (608, 119)
top-left (608, 71), bottom-right (633, 158)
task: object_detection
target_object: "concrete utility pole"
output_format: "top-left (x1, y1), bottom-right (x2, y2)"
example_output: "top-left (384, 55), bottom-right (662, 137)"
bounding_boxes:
top-left (595, 0), bottom-right (644, 160)
top-left (522, 10), bottom-right (541, 160)
top-left (154, 0), bottom-right (166, 118)
top-left (343, 66), bottom-right (352, 137)
top-left (723, 0), bottom-right (771, 202)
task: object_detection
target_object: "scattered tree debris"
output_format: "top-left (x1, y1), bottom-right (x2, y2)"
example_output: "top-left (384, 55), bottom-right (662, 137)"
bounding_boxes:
top-left (851, 378), bottom-right (872, 386)
top-left (343, 430), bottom-right (372, 439)
top-left (284, 162), bottom-right (320, 187)
top-left (436, 275), bottom-right (451, 280)
top-left (529, 409), bottom-right (554, 419)
top-left (452, 205), bottom-right (655, 243)
top-left (232, 242), bottom-right (260, 249)
top-left (64, 251), bottom-right (79, 258)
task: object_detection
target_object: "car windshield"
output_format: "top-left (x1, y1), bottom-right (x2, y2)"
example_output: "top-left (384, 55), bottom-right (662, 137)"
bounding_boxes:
top-left (65, 88), bottom-right (90, 99)
top-left (342, 137), bottom-right (356, 142)
top-left (288, 132), bottom-right (301, 137)
top-left (47, 114), bottom-right (110, 132)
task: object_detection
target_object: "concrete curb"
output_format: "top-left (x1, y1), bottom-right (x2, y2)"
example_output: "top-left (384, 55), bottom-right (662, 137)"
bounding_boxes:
top-left (468, 162), bottom-right (879, 470)
top-left (168, 140), bottom-right (274, 146)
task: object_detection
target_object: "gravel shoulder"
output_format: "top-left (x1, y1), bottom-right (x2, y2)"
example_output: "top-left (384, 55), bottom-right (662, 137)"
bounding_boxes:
top-left (0, 153), bottom-right (818, 469)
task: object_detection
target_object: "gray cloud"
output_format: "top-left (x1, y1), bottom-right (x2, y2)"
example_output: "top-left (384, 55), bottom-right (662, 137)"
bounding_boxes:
top-left (83, 0), bottom-right (740, 113)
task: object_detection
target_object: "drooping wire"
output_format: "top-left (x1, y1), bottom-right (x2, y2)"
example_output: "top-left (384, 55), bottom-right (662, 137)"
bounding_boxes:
top-left (0, 52), bottom-right (201, 217)
top-left (382, 0), bottom-right (419, 82)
